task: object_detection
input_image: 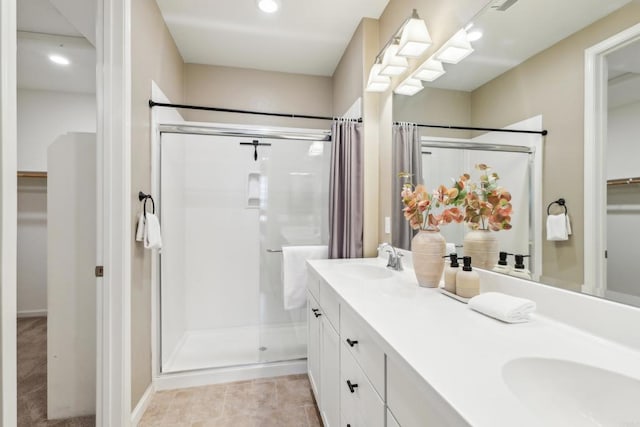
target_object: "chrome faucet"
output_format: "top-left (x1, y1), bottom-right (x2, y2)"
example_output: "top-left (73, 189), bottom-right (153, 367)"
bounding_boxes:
top-left (378, 243), bottom-right (403, 271)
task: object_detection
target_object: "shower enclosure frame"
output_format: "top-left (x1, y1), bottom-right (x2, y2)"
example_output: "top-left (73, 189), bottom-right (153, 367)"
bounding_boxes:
top-left (149, 114), bottom-right (331, 390)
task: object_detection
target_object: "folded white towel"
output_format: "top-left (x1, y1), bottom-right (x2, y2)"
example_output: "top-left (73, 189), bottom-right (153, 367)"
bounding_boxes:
top-left (144, 213), bottom-right (163, 251)
top-left (469, 292), bottom-right (536, 323)
top-left (283, 245), bottom-right (328, 310)
top-left (546, 214), bottom-right (570, 241)
top-left (135, 212), bottom-right (145, 242)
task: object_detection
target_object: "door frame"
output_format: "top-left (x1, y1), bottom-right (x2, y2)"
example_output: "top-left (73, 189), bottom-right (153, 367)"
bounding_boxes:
top-left (96, 0), bottom-right (132, 425)
top-left (584, 22), bottom-right (640, 297)
top-left (0, 0), bottom-right (17, 424)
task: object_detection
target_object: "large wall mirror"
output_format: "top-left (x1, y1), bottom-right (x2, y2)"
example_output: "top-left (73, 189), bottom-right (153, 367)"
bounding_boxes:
top-left (391, 0), bottom-right (640, 307)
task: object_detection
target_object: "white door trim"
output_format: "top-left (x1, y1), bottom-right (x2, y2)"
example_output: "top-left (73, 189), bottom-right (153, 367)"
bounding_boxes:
top-left (0, 0), bottom-right (17, 424)
top-left (96, 0), bottom-right (132, 425)
top-left (584, 23), bottom-right (640, 297)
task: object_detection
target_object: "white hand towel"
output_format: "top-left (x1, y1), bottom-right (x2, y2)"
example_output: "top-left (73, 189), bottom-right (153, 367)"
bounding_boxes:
top-left (144, 213), bottom-right (163, 251)
top-left (283, 245), bottom-right (328, 310)
top-left (135, 212), bottom-right (145, 242)
top-left (546, 214), bottom-right (569, 241)
top-left (566, 214), bottom-right (572, 236)
top-left (469, 292), bottom-right (536, 323)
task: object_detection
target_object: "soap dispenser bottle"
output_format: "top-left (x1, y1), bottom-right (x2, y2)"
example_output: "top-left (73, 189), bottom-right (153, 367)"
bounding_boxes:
top-left (510, 255), bottom-right (532, 280)
top-left (493, 251), bottom-right (512, 274)
top-left (456, 256), bottom-right (480, 298)
top-left (443, 253), bottom-right (460, 293)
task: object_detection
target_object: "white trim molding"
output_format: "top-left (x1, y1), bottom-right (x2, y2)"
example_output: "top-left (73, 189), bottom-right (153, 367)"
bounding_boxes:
top-left (0, 0), bottom-right (18, 424)
top-left (130, 383), bottom-right (155, 426)
top-left (17, 310), bottom-right (47, 318)
top-left (96, 0), bottom-right (132, 425)
top-left (584, 23), bottom-right (640, 297)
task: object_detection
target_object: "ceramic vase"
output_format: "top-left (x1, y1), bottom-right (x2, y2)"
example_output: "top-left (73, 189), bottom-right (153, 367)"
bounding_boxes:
top-left (411, 229), bottom-right (446, 288)
top-left (463, 229), bottom-right (499, 270)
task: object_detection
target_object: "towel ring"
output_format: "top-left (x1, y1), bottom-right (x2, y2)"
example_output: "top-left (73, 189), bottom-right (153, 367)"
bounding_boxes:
top-left (546, 198), bottom-right (567, 215)
top-left (138, 191), bottom-right (155, 218)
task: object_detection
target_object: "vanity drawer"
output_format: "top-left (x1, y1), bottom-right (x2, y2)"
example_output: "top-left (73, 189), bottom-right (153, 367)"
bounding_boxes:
top-left (340, 305), bottom-right (385, 396)
top-left (340, 343), bottom-right (385, 427)
top-left (320, 281), bottom-right (340, 332)
top-left (308, 271), bottom-right (320, 300)
top-left (387, 356), bottom-right (469, 427)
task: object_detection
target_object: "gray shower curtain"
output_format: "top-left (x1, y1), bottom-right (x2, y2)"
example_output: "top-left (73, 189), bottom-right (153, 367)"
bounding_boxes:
top-left (328, 119), bottom-right (363, 259)
top-left (392, 123), bottom-right (422, 250)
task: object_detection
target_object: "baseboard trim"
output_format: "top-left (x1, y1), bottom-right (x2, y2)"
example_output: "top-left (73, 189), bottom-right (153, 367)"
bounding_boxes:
top-left (131, 383), bottom-right (155, 426)
top-left (154, 359), bottom-right (307, 391)
top-left (17, 309), bottom-right (47, 318)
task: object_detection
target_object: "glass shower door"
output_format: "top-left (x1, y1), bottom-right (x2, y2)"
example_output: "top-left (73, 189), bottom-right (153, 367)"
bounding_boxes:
top-left (257, 138), bottom-right (331, 363)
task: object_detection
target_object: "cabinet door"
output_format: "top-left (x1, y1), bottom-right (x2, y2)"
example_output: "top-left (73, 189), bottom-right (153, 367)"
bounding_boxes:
top-left (320, 317), bottom-right (340, 427)
top-left (308, 291), bottom-right (321, 400)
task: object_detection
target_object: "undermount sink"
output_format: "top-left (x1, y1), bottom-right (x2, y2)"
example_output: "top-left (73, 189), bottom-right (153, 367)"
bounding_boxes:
top-left (336, 263), bottom-right (394, 280)
top-left (502, 357), bottom-right (640, 426)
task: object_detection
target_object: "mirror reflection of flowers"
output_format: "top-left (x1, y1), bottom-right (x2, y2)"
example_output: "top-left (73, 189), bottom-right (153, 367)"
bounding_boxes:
top-left (462, 164), bottom-right (513, 231)
top-left (399, 172), bottom-right (465, 231)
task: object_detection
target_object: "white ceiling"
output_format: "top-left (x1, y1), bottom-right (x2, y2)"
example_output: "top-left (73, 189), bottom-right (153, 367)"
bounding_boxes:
top-left (155, 0), bottom-right (390, 76)
top-left (425, 0), bottom-right (633, 91)
top-left (17, 0), bottom-right (96, 94)
top-left (608, 40), bottom-right (640, 109)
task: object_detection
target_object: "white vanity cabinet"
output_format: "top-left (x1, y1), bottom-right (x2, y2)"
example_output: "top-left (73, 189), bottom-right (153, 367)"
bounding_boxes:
top-left (308, 263), bottom-right (469, 427)
top-left (307, 280), bottom-right (340, 427)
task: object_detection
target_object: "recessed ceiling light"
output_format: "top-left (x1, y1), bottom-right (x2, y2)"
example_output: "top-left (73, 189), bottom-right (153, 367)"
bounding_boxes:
top-left (467, 31), bottom-right (483, 42)
top-left (257, 0), bottom-right (279, 13)
top-left (49, 54), bottom-right (70, 66)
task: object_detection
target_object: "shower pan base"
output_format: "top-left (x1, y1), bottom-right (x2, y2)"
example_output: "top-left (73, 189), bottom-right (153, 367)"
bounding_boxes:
top-left (163, 322), bottom-right (307, 373)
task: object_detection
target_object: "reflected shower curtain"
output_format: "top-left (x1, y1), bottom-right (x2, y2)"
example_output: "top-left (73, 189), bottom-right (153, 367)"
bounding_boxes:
top-left (328, 119), bottom-right (363, 259)
top-left (392, 123), bottom-right (422, 249)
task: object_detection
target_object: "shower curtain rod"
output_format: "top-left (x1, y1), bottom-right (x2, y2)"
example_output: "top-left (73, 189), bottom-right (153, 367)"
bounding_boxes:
top-left (395, 121), bottom-right (548, 136)
top-left (149, 100), bottom-right (363, 123)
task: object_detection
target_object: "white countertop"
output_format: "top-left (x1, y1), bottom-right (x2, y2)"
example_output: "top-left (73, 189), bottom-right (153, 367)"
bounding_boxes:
top-left (307, 257), bottom-right (640, 427)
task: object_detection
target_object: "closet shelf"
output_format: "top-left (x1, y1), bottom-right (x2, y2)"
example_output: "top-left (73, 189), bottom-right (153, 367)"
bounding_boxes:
top-left (607, 177), bottom-right (640, 186)
top-left (17, 171), bottom-right (47, 178)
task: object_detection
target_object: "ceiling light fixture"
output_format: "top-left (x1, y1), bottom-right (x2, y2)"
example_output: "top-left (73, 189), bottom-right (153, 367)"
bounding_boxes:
top-left (257, 0), bottom-right (279, 14)
top-left (366, 62), bottom-right (391, 92)
top-left (413, 58), bottom-right (445, 82)
top-left (48, 54), bottom-right (70, 66)
top-left (467, 30), bottom-right (483, 42)
top-left (397, 9), bottom-right (432, 58)
top-left (380, 42), bottom-right (408, 76)
top-left (435, 29), bottom-right (474, 64)
top-left (394, 77), bottom-right (423, 96)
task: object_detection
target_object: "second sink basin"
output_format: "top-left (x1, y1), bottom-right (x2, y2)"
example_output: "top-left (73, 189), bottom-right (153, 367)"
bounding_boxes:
top-left (502, 357), bottom-right (640, 426)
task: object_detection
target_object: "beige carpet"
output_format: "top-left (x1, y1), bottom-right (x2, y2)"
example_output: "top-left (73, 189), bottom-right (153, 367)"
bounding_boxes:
top-left (18, 317), bottom-right (95, 427)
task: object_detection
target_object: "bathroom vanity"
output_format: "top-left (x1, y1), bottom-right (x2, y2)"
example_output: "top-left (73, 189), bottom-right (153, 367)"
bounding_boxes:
top-left (306, 256), bottom-right (640, 427)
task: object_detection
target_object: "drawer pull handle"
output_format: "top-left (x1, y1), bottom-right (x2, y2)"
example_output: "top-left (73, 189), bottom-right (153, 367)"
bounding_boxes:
top-left (314, 312), bottom-right (322, 318)
top-left (346, 380), bottom-right (358, 393)
top-left (346, 338), bottom-right (359, 347)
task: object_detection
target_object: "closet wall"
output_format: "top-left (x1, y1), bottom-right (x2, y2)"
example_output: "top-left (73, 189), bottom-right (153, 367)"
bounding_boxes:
top-left (16, 88), bottom-right (96, 316)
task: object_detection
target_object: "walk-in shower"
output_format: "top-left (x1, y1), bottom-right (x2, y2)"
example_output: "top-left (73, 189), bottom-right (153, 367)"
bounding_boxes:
top-left (158, 124), bottom-right (331, 373)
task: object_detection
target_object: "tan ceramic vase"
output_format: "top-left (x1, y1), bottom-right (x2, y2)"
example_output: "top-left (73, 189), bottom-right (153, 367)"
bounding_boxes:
top-left (463, 229), bottom-right (499, 270)
top-left (411, 230), bottom-right (446, 288)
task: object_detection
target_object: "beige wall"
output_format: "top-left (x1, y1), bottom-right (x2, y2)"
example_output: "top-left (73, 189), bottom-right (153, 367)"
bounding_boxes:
top-left (333, 21), bottom-right (364, 116)
top-left (471, 2), bottom-right (640, 290)
top-left (392, 87), bottom-right (471, 138)
top-left (377, 0), bottom-right (489, 246)
top-left (183, 64), bottom-right (332, 129)
top-left (131, 0), bottom-right (185, 407)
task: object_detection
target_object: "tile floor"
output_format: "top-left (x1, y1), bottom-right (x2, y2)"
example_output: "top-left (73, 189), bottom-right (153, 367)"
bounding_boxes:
top-left (17, 317), bottom-right (95, 427)
top-left (139, 374), bottom-right (322, 427)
